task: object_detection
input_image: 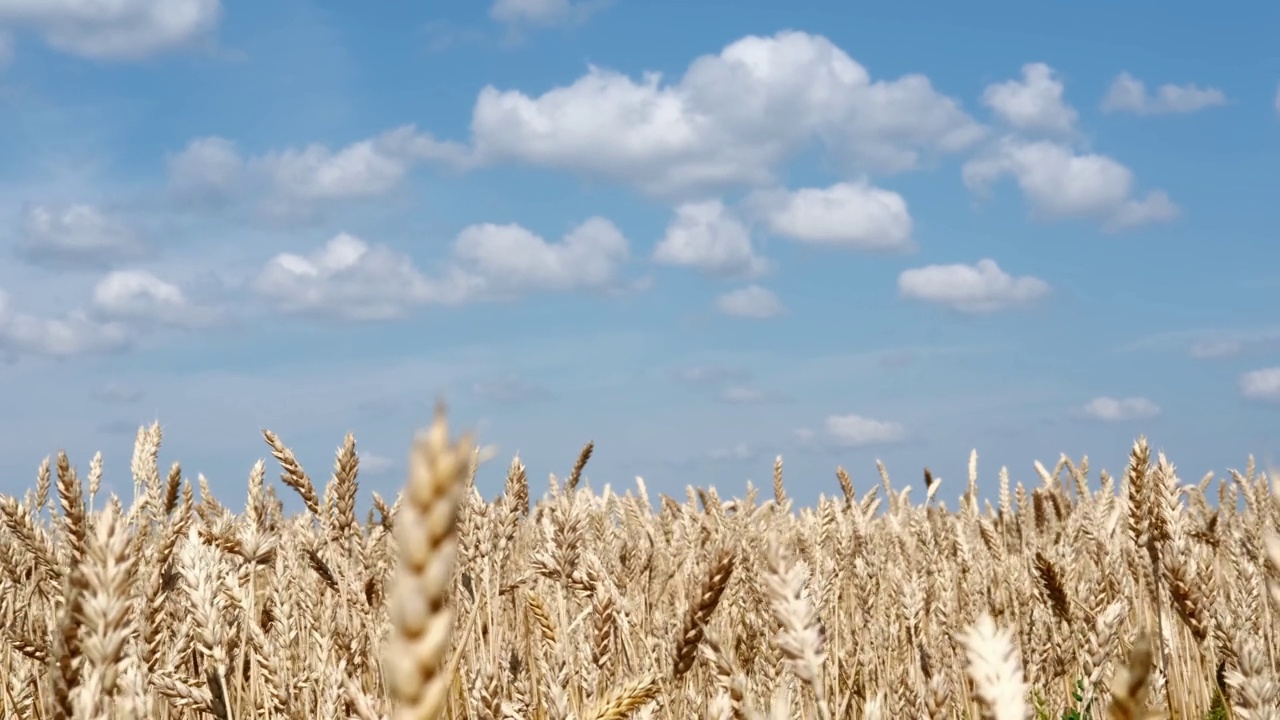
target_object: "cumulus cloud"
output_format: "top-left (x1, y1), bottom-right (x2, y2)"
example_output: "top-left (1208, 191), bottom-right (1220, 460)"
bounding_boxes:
top-left (715, 286), bottom-right (783, 319)
top-left (1081, 396), bottom-right (1161, 422)
top-left (16, 204), bottom-right (146, 268)
top-left (467, 31), bottom-right (984, 198)
top-left (91, 270), bottom-right (222, 328)
top-left (252, 233), bottom-right (448, 320)
top-left (167, 136), bottom-right (243, 205)
top-left (253, 218), bottom-right (632, 320)
top-left (1101, 73), bottom-right (1227, 115)
top-left (898, 259), bottom-right (1049, 313)
top-left (750, 182), bottom-right (914, 251)
top-left (452, 216), bottom-right (630, 294)
top-left (168, 127), bottom-right (470, 216)
top-left (0, 0), bottom-right (222, 60)
top-left (654, 201), bottom-right (769, 277)
top-left (0, 288), bottom-right (131, 358)
top-left (963, 138), bottom-right (1179, 231)
top-left (982, 62), bottom-right (1078, 134)
top-left (824, 413), bottom-right (907, 447)
top-left (1240, 367), bottom-right (1280, 402)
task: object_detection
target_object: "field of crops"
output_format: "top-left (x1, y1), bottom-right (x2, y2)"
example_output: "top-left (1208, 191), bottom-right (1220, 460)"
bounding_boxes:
top-left (0, 406), bottom-right (1276, 719)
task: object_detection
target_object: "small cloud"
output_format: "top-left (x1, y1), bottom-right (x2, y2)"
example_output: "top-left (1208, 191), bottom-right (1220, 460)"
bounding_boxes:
top-left (715, 285), bottom-right (783, 319)
top-left (1185, 330), bottom-right (1280, 360)
top-left (1189, 338), bottom-right (1244, 359)
top-left (0, 288), bottom-right (132, 358)
top-left (1080, 396), bottom-right (1161, 422)
top-left (654, 201), bottom-right (770, 278)
top-left (1101, 73), bottom-right (1227, 115)
top-left (254, 220), bottom-right (634, 321)
top-left (358, 451), bottom-right (397, 476)
top-left (489, 0), bottom-right (609, 31)
top-left (982, 62), bottom-right (1078, 135)
top-left (671, 365), bottom-right (751, 387)
top-left (1, 0), bottom-right (222, 61)
top-left (706, 443), bottom-right (754, 462)
top-left (167, 136), bottom-right (244, 206)
top-left (963, 138), bottom-right (1179, 231)
top-left (824, 413), bottom-right (907, 447)
top-left (92, 270), bottom-right (223, 329)
top-left (168, 128), bottom-right (470, 219)
top-left (90, 383), bottom-right (144, 405)
top-left (714, 385), bottom-right (776, 405)
top-left (1240, 367), bottom-right (1280, 403)
top-left (899, 259), bottom-right (1049, 313)
top-left (15, 204), bottom-right (147, 269)
top-left (750, 182), bottom-right (914, 251)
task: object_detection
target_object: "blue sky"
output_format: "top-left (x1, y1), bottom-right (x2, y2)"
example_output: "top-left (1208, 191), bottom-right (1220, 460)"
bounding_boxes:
top-left (0, 0), bottom-right (1277, 509)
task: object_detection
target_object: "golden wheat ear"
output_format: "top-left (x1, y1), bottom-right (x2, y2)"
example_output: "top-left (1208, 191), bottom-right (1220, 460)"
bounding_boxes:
top-left (386, 404), bottom-right (473, 720)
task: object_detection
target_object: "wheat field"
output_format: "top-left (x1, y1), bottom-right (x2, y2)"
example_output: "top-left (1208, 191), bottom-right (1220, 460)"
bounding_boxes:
top-left (0, 406), bottom-right (1277, 720)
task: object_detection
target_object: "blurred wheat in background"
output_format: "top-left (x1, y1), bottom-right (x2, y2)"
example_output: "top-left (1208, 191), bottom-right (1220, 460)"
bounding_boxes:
top-left (1, 405), bottom-right (1278, 719)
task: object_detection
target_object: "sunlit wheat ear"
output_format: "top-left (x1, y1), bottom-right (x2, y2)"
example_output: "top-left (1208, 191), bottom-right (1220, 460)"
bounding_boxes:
top-left (386, 404), bottom-right (473, 720)
top-left (958, 613), bottom-right (1028, 720)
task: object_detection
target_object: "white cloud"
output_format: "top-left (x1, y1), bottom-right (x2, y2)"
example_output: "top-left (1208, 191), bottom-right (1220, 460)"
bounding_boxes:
top-left (452, 216), bottom-right (629, 294)
top-left (16, 204), bottom-right (145, 267)
top-left (468, 31), bottom-right (984, 198)
top-left (706, 443), bottom-right (754, 461)
top-left (654, 201), bottom-right (769, 277)
top-left (92, 270), bottom-right (221, 328)
top-left (0, 288), bottom-right (130, 358)
top-left (962, 138), bottom-right (1179, 230)
top-left (0, 0), bottom-right (221, 60)
top-left (489, 0), bottom-right (605, 28)
top-left (253, 219), bottom-right (633, 320)
top-left (898, 259), bottom-right (1049, 313)
top-left (714, 385), bottom-right (770, 404)
top-left (169, 127), bottom-right (470, 215)
top-left (982, 62), bottom-right (1077, 134)
top-left (1189, 339), bottom-right (1244, 359)
top-left (1240, 367), bottom-right (1280, 402)
top-left (1101, 73), bottom-right (1227, 115)
top-left (715, 285), bottom-right (783, 319)
top-left (824, 413), bottom-right (907, 447)
top-left (167, 136), bottom-right (243, 204)
top-left (252, 233), bottom-right (445, 321)
top-left (1081, 396), bottom-right (1161, 422)
top-left (751, 182), bottom-right (914, 251)
top-left (357, 451), bottom-right (396, 476)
